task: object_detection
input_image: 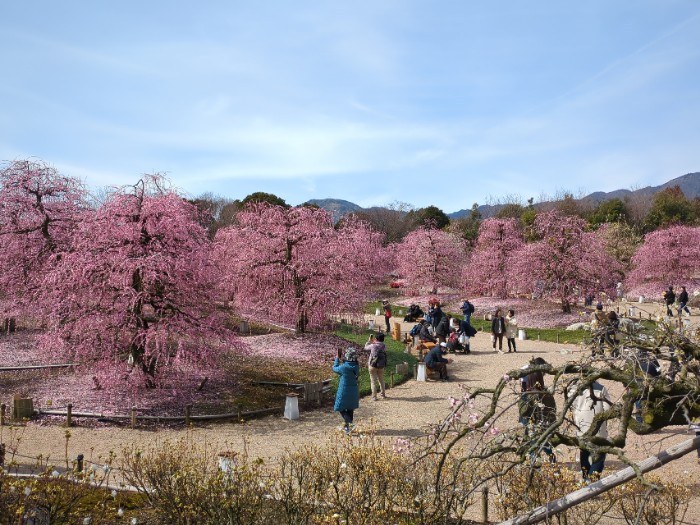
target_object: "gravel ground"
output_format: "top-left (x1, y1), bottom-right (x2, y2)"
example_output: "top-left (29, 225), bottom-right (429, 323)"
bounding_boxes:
top-left (6, 326), bottom-right (700, 523)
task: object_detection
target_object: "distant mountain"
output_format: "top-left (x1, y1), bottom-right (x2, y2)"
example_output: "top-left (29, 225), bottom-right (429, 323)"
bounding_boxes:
top-left (305, 198), bottom-right (362, 223)
top-left (448, 171), bottom-right (700, 219)
top-left (308, 172), bottom-right (700, 221)
top-left (581, 171), bottom-right (700, 204)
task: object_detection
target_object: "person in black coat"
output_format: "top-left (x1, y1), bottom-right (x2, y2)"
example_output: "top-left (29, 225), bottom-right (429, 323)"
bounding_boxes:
top-left (678, 286), bottom-right (691, 316)
top-left (491, 308), bottom-right (506, 353)
top-left (664, 286), bottom-right (676, 317)
top-left (435, 313), bottom-right (450, 344)
top-left (418, 320), bottom-right (436, 343)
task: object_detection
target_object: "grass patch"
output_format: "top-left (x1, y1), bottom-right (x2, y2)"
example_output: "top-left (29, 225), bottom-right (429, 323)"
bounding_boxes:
top-left (334, 324), bottom-right (418, 397)
top-left (458, 316), bottom-right (588, 345)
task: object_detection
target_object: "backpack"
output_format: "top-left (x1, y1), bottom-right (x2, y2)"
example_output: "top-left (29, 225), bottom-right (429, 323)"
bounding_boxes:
top-left (410, 324), bottom-right (422, 337)
top-left (462, 301), bottom-right (475, 315)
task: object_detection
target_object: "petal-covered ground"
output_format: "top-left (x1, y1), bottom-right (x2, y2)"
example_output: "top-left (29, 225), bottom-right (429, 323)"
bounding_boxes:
top-left (0, 331), bottom-right (358, 419)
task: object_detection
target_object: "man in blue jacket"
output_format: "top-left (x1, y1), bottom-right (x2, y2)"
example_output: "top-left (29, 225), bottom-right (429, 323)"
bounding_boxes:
top-left (424, 342), bottom-right (453, 380)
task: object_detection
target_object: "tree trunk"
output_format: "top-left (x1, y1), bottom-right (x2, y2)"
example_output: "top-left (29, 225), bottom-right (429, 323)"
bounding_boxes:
top-left (498, 435), bottom-right (700, 525)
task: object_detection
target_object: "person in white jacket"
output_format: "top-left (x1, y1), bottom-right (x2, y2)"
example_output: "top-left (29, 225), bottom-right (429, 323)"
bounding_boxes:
top-left (505, 309), bottom-right (518, 353)
top-left (570, 380), bottom-right (611, 480)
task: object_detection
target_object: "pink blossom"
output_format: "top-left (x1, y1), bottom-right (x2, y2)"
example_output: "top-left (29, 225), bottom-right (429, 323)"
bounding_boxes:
top-left (393, 228), bottom-right (467, 294)
top-left (214, 203), bottom-right (390, 333)
top-left (463, 218), bottom-right (524, 298)
top-left (625, 225), bottom-right (700, 297)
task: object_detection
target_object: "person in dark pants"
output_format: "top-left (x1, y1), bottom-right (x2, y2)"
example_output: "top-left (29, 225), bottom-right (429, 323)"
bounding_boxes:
top-left (678, 286), bottom-right (691, 316)
top-left (664, 286), bottom-right (676, 317)
top-left (570, 380), bottom-right (611, 480)
top-left (382, 301), bottom-right (392, 333)
top-left (491, 308), bottom-right (506, 353)
top-left (333, 347), bottom-right (360, 433)
top-left (424, 343), bottom-right (453, 380)
top-left (505, 309), bottom-right (518, 353)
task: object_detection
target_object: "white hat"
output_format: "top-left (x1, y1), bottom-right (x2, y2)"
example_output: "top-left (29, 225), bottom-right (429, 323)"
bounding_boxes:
top-left (440, 342), bottom-right (447, 348)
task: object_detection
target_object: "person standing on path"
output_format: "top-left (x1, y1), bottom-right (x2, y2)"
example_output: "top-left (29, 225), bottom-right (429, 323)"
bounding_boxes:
top-left (570, 380), bottom-right (611, 480)
top-left (365, 332), bottom-right (387, 400)
top-left (461, 299), bottom-right (475, 324)
top-left (505, 309), bottom-right (518, 353)
top-left (491, 308), bottom-right (506, 353)
top-left (435, 312), bottom-right (450, 344)
top-left (431, 302), bottom-right (444, 333)
top-left (382, 300), bottom-right (392, 333)
top-left (333, 347), bottom-right (360, 433)
top-left (678, 286), bottom-right (691, 316)
top-left (664, 286), bottom-right (676, 317)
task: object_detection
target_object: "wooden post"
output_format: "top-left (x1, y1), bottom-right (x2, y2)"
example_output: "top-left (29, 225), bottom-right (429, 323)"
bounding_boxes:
top-left (481, 486), bottom-right (489, 523)
top-left (12, 396), bottom-right (33, 420)
top-left (185, 405), bottom-right (192, 426)
top-left (76, 454), bottom-right (84, 472)
top-left (66, 403), bottom-right (72, 427)
top-left (413, 364), bottom-right (417, 380)
top-left (390, 373), bottom-right (395, 388)
top-left (0, 403), bottom-right (5, 427)
top-left (639, 311), bottom-right (642, 320)
top-left (130, 406), bottom-right (136, 429)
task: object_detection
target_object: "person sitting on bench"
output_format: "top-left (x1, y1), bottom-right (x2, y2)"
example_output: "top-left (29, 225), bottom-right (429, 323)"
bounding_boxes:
top-left (404, 303), bottom-right (424, 322)
top-left (418, 319), bottom-right (436, 345)
top-left (424, 342), bottom-right (453, 380)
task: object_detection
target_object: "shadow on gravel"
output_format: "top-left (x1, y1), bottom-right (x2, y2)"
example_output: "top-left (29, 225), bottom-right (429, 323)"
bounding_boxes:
top-left (372, 428), bottom-right (426, 438)
top-left (396, 395), bottom-right (443, 403)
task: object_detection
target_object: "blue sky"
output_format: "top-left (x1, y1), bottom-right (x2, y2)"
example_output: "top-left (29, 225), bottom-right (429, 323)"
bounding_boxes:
top-left (1, 2), bottom-right (699, 213)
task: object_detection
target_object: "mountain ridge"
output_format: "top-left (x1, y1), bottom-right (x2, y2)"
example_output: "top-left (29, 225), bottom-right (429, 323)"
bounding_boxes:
top-left (306, 171), bottom-right (700, 221)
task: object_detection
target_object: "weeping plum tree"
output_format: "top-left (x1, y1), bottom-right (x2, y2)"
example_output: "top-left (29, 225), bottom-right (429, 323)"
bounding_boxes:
top-left (0, 160), bottom-right (89, 322)
top-left (427, 324), bottom-right (700, 523)
top-left (625, 225), bottom-right (700, 298)
top-left (214, 203), bottom-right (388, 333)
top-left (462, 218), bottom-right (523, 298)
top-left (41, 175), bottom-right (233, 387)
top-left (393, 226), bottom-right (467, 294)
top-left (510, 211), bottom-right (622, 312)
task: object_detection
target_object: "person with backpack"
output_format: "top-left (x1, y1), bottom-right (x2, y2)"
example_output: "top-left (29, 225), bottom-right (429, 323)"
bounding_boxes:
top-left (461, 299), bottom-right (475, 324)
top-left (519, 357), bottom-right (556, 462)
top-left (365, 332), bottom-right (387, 400)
